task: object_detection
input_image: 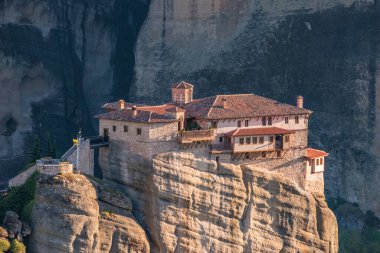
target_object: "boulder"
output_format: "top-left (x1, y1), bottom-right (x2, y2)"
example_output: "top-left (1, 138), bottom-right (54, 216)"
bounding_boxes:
top-left (0, 226), bottom-right (8, 238)
top-left (2, 211), bottom-right (22, 239)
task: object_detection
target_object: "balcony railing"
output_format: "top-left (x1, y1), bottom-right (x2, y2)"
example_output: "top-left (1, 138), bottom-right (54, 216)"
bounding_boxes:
top-left (178, 129), bottom-right (215, 143)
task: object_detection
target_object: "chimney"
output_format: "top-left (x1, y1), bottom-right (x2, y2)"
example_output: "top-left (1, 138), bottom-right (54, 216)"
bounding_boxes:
top-left (132, 105), bottom-right (137, 116)
top-left (222, 98), bottom-right (228, 109)
top-left (297, 96), bottom-right (304, 108)
top-left (118, 100), bottom-right (125, 109)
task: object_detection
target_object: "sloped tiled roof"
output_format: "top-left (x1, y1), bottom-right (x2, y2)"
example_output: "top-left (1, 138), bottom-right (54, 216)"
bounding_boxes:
top-left (224, 127), bottom-right (293, 137)
top-left (183, 94), bottom-right (312, 119)
top-left (306, 148), bottom-right (329, 159)
top-left (171, 81), bottom-right (194, 89)
top-left (137, 104), bottom-right (185, 114)
top-left (95, 109), bottom-right (177, 123)
top-left (101, 100), bottom-right (146, 110)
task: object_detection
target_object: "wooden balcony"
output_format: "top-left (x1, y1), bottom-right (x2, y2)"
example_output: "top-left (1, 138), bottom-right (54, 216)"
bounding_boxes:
top-left (178, 129), bottom-right (215, 143)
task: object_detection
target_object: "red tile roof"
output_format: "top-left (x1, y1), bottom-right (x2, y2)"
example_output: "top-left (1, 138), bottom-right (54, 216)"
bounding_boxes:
top-left (183, 94), bottom-right (312, 119)
top-left (171, 81), bottom-right (194, 89)
top-left (101, 100), bottom-right (146, 110)
top-left (306, 148), bottom-right (329, 159)
top-left (224, 127), bottom-right (293, 137)
top-left (138, 104), bottom-right (185, 114)
top-left (95, 109), bottom-right (177, 123)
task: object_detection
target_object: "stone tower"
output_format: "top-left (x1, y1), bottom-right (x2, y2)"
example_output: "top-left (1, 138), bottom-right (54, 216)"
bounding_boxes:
top-left (171, 81), bottom-right (194, 105)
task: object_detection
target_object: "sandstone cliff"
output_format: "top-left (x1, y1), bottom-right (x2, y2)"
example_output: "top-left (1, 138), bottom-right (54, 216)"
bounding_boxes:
top-left (29, 174), bottom-right (150, 253)
top-left (99, 149), bottom-right (338, 252)
top-left (1, 0), bottom-right (379, 224)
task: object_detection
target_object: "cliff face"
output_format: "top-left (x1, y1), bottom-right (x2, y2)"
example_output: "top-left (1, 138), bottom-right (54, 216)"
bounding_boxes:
top-left (131, 0), bottom-right (380, 216)
top-left (100, 150), bottom-right (338, 252)
top-left (29, 174), bottom-right (150, 253)
top-left (0, 0), bottom-right (150, 186)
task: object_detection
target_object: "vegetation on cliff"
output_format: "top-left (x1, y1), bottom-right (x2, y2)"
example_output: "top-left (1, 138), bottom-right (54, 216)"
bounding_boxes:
top-left (0, 238), bottom-right (10, 252)
top-left (0, 173), bottom-right (38, 222)
top-left (329, 197), bottom-right (380, 253)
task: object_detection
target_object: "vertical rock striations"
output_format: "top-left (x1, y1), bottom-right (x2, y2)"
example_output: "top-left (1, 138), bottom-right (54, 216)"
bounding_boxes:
top-left (0, 0), bottom-right (150, 186)
top-left (100, 150), bottom-right (338, 252)
top-left (29, 174), bottom-right (150, 253)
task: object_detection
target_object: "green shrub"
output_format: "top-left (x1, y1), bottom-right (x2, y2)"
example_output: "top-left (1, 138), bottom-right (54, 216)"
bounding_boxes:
top-left (0, 238), bottom-right (10, 252)
top-left (21, 199), bottom-right (35, 223)
top-left (10, 239), bottom-right (26, 253)
top-left (0, 172), bottom-right (38, 221)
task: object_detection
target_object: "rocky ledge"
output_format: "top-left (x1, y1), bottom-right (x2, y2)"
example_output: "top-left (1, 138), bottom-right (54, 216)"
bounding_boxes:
top-left (27, 151), bottom-right (338, 252)
top-left (29, 174), bottom-right (149, 253)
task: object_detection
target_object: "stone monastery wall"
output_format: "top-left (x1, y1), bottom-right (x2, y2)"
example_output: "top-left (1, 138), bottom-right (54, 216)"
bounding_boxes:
top-left (99, 119), bottom-right (179, 160)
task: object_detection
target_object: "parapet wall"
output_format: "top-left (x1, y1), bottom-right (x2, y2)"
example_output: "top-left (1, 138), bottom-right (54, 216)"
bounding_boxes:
top-left (8, 165), bottom-right (37, 188)
top-left (37, 161), bottom-right (73, 175)
top-left (65, 139), bottom-right (94, 175)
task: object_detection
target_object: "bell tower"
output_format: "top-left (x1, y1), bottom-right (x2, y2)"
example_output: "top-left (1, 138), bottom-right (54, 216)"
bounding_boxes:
top-left (171, 81), bottom-right (194, 105)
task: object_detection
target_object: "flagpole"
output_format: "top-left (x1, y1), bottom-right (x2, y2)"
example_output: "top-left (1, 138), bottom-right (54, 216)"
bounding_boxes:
top-left (76, 129), bottom-right (81, 173)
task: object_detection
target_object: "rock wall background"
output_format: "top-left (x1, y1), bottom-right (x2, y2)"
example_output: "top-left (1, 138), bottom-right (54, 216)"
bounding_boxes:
top-left (0, 0), bottom-right (150, 187)
top-left (0, 0), bottom-right (379, 237)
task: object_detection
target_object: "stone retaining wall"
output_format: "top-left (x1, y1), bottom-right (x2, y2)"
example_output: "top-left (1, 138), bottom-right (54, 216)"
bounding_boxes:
top-left (8, 164), bottom-right (37, 188)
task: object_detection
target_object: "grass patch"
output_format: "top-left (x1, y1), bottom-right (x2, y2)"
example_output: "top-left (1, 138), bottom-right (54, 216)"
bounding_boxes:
top-left (0, 173), bottom-right (38, 221)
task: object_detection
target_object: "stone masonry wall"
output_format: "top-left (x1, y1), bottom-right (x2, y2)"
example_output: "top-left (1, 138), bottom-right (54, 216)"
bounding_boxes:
top-left (305, 163), bottom-right (325, 194)
top-left (66, 139), bottom-right (94, 175)
top-left (8, 164), bottom-right (37, 188)
top-left (99, 119), bottom-right (179, 160)
top-left (292, 129), bottom-right (308, 147)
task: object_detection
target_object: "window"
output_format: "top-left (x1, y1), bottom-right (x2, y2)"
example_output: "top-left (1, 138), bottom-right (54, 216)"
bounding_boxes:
top-left (124, 125), bottom-right (128, 132)
top-left (212, 121), bottom-right (218, 128)
top-left (137, 128), bottom-right (142, 135)
top-left (252, 137), bottom-right (258, 144)
top-left (316, 159), bottom-right (319, 166)
top-left (112, 125), bottom-right (116, 132)
top-left (285, 135), bottom-right (289, 143)
top-left (103, 128), bottom-right (109, 137)
top-left (269, 136), bottom-right (274, 143)
top-left (237, 120), bottom-right (242, 127)
top-left (320, 158), bottom-right (323, 165)
top-left (246, 137), bottom-right (251, 144)
top-left (295, 116), bottom-right (299, 124)
top-left (262, 117), bottom-right (266, 126)
top-left (268, 117), bottom-right (272, 126)
top-left (219, 137), bottom-right (223, 143)
top-left (239, 138), bottom-right (244, 145)
top-left (285, 117), bottom-right (289, 124)
top-left (259, 137), bottom-right (264, 144)
top-left (245, 120), bottom-right (249, 127)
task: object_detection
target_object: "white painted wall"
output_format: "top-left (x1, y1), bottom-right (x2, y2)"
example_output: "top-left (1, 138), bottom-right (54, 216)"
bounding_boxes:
top-left (214, 115), bottom-right (308, 134)
top-left (197, 115), bottom-right (308, 144)
top-left (306, 157), bottom-right (325, 174)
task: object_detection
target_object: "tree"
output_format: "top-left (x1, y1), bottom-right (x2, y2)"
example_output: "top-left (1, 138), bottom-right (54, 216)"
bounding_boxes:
top-left (46, 133), bottom-right (56, 158)
top-left (29, 136), bottom-right (41, 163)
